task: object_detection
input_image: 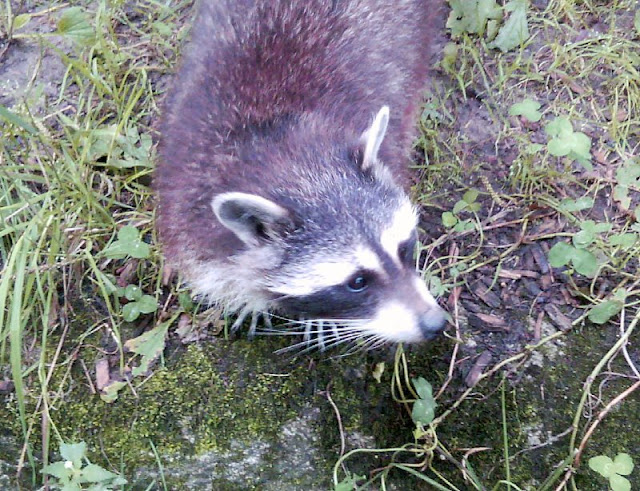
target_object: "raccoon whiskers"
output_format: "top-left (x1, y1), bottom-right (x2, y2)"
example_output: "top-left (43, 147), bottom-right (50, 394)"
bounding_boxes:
top-left (269, 319), bottom-right (382, 356)
top-left (229, 310), bottom-right (392, 355)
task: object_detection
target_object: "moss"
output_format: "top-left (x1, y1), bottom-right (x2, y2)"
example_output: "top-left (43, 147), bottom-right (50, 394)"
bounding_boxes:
top-left (3, 309), bottom-right (637, 489)
top-left (397, 326), bottom-right (640, 488)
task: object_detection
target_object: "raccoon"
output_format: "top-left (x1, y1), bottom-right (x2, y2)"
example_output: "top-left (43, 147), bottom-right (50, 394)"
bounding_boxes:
top-left (156, 0), bottom-right (447, 350)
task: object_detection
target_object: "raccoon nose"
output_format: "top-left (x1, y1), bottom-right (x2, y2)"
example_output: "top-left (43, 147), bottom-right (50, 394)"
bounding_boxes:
top-left (418, 306), bottom-right (447, 340)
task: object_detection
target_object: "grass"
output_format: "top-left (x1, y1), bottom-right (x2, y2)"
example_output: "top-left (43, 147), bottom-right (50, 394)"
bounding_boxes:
top-left (1, 0), bottom-right (639, 489)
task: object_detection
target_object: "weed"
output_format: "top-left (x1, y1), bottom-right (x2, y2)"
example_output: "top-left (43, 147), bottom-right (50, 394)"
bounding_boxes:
top-left (588, 452), bottom-right (634, 491)
top-left (41, 441), bottom-right (127, 490)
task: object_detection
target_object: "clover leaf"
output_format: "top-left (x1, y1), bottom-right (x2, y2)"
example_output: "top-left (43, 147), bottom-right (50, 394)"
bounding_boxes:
top-left (411, 377), bottom-right (437, 426)
top-left (122, 294), bottom-right (157, 322)
top-left (545, 117), bottom-right (592, 169)
top-left (103, 225), bottom-right (150, 259)
top-left (558, 197), bottom-right (594, 212)
top-left (589, 453), bottom-right (634, 491)
top-left (613, 160), bottom-right (640, 211)
top-left (509, 98), bottom-right (542, 122)
top-left (548, 241), bottom-right (598, 277)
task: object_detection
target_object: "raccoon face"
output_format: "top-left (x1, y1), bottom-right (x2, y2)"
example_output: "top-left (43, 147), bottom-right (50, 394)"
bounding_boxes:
top-left (211, 107), bottom-right (446, 345)
top-left (262, 199), bottom-right (447, 344)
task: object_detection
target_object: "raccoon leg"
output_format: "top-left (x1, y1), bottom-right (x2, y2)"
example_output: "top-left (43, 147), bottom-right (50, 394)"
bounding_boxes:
top-left (231, 307), bottom-right (251, 332)
top-left (248, 312), bottom-right (260, 338)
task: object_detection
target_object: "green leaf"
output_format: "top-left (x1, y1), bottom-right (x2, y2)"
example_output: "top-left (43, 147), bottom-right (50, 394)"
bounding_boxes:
top-left (100, 380), bottom-right (127, 403)
top-left (136, 295), bottom-right (158, 314)
top-left (634, 9), bottom-right (640, 36)
top-left (125, 321), bottom-right (170, 377)
top-left (122, 303), bottom-right (141, 322)
top-left (454, 219), bottom-right (475, 232)
top-left (590, 222), bottom-right (612, 234)
top-left (612, 453), bottom-right (634, 476)
top-left (59, 482), bottom-right (81, 491)
top-left (123, 285), bottom-right (142, 301)
top-left (79, 464), bottom-right (119, 483)
top-left (613, 184), bottom-right (631, 209)
top-left (558, 197), bottom-right (593, 212)
top-left (152, 21), bottom-right (173, 37)
top-left (412, 399), bottom-right (436, 425)
top-left (610, 232), bottom-right (638, 248)
top-left (411, 377), bottom-right (437, 425)
top-left (545, 117), bottom-right (574, 138)
top-left (41, 461), bottom-right (73, 480)
top-left (60, 442), bottom-right (87, 468)
top-left (548, 242), bottom-right (573, 267)
top-left (616, 160), bottom-right (640, 184)
top-left (13, 13), bottom-right (32, 30)
top-left (118, 226), bottom-right (139, 242)
top-left (0, 104), bottom-right (38, 134)
top-left (429, 276), bottom-right (447, 297)
top-left (588, 300), bottom-right (623, 324)
top-left (614, 160), bottom-right (640, 204)
top-left (413, 377), bottom-right (434, 400)
top-left (103, 225), bottom-right (151, 260)
top-left (545, 117), bottom-right (592, 165)
top-left (547, 138), bottom-right (571, 157)
top-left (178, 292), bottom-right (194, 310)
top-left (509, 98), bottom-right (542, 122)
top-left (613, 288), bottom-right (629, 302)
top-left (572, 229), bottom-right (594, 249)
top-left (490, 0), bottom-right (529, 52)
top-left (569, 131), bottom-right (592, 163)
top-left (335, 472), bottom-right (365, 491)
top-left (589, 455), bottom-right (615, 477)
top-left (477, 0), bottom-right (503, 28)
top-left (442, 211), bottom-right (458, 228)
top-left (525, 143), bottom-right (544, 154)
top-left (447, 0), bottom-right (501, 38)
top-left (463, 188), bottom-right (479, 203)
top-left (572, 248), bottom-right (598, 277)
top-left (467, 202), bottom-right (481, 213)
top-left (453, 200), bottom-right (468, 214)
top-left (609, 474), bottom-right (631, 491)
top-left (56, 7), bottom-right (95, 45)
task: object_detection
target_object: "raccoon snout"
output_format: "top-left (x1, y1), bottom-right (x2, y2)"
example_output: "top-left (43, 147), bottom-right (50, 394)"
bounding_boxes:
top-left (418, 305), bottom-right (447, 340)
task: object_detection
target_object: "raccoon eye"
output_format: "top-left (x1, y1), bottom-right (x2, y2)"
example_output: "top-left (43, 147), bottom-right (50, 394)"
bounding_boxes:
top-left (346, 274), bottom-right (369, 292)
top-left (398, 238), bottom-right (417, 266)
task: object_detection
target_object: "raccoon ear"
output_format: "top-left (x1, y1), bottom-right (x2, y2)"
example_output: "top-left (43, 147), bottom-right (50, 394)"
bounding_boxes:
top-left (361, 106), bottom-right (390, 171)
top-left (212, 192), bottom-right (291, 247)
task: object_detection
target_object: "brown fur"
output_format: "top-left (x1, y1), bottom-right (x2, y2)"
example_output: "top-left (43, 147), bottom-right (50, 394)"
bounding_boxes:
top-left (157, 0), bottom-right (441, 281)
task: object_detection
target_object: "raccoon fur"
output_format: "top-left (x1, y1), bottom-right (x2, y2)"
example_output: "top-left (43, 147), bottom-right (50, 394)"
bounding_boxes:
top-left (157, 0), bottom-right (447, 350)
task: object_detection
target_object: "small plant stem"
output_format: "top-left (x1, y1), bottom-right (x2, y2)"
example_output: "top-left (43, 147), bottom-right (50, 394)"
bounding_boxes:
top-left (500, 374), bottom-right (511, 485)
top-left (574, 379), bottom-right (640, 465)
